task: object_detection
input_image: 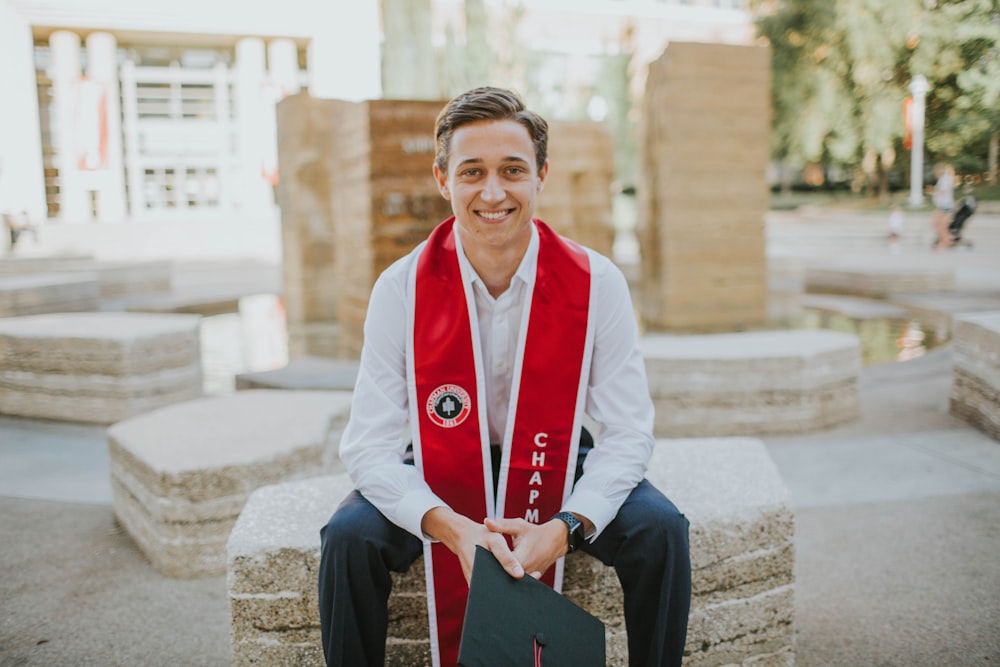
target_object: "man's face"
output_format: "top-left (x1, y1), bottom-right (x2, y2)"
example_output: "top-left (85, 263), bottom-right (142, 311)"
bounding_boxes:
top-left (433, 119), bottom-right (548, 256)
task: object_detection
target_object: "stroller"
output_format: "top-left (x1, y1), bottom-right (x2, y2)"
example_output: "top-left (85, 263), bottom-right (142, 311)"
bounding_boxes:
top-left (946, 194), bottom-right (977, 249)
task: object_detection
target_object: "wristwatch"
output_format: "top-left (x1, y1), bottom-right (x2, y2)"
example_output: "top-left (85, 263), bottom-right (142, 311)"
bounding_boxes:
top-left (552, 511), bottom-right (586, 553)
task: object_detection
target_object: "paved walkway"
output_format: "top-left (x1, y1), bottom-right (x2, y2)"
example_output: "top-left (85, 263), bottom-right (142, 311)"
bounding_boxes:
top-left (1, 206), bottom-right (999, 665)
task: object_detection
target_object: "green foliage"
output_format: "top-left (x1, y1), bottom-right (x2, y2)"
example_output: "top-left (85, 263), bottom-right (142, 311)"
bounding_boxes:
top-left (750, 0), bottom-right (1000, 179)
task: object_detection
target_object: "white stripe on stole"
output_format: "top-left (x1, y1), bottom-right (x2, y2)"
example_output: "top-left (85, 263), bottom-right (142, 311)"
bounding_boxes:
top-left (403, 242), bottom-right (445, 667)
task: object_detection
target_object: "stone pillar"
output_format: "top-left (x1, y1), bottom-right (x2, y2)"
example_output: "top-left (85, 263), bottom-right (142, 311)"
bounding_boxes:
top-left (50, 30), bottom-right (90, 222)
top-left (637, 42), bottom-right (770, 332)
top-left (235, 37), bottom-right (274, 214)
top-left (85, 32), bottom-right (127, 221)
top-left (331, 99), bottom-right (451, 358)
top-left (0, 0), bottom-right (47, 225)
top-left (535, 121), bottom-right (616, 260)
top-left (308, 4), bottom-right (382, 101)
top-left (275, 94), bottom-right (340, 359)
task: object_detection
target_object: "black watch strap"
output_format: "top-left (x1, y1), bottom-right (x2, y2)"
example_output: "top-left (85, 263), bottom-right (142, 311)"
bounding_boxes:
top-left (552, 511), bottom-right (585, 553)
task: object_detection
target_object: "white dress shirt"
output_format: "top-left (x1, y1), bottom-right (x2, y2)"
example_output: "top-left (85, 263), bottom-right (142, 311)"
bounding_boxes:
top-left (338, 223), bottom-right (655, 541)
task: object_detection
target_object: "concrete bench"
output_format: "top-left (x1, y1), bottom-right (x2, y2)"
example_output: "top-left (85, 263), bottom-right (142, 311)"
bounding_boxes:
top-left (109, 389), bottom-right (353, 578)
top-left (804, 258), bottom-right (955, 298)
top-left (0, 272), bottom-right (100, 316)
top-left (228, 437), bottom-right (795, 667)
top-left (950, 311), bottom-right (1000, 441)
top-left (640, 329), bottom-right (861, 437)
top-left (0, 257), bottom-right (172, 302)
top-left (0, 312), bottom-right (202, 423)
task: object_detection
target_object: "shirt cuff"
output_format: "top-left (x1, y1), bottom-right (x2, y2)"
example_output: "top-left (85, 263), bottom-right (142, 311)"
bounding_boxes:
top-left (561, 489), bottom-right (617, 541)
top-left (394, 487), bottom-right (448, 540)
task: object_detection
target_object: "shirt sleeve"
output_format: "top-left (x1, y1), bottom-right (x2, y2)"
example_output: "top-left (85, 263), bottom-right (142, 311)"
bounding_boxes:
top-left (337, 255), bottom-right (446, 539)
top-left (560, 253), bottom-right (655, 539)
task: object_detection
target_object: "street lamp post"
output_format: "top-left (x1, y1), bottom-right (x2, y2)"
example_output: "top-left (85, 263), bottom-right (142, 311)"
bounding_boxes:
top-left (908, 74), bottom-right (930, 208)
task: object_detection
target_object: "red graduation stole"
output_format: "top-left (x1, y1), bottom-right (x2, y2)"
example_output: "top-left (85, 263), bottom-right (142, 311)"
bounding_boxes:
top-left (407, 217), bottom-right (592, 666)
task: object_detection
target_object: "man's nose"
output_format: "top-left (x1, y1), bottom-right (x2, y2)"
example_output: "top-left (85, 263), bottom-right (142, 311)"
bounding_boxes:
top-left (481, 174), bottom-right (505, 203)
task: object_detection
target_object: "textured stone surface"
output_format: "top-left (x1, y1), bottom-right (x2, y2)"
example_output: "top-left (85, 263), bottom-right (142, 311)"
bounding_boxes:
top-left (804, 259), bottom-right (955, 297)
top-left (0, 271), bottom-right (100, 316)
top-left (950, 311), bottom-right (1000, 441)
top-left (110, 390), bottom-right (352, 577)
top-left (227, 437), bottom-right (794, 666)
top-left (0, 257), bottom-right (171, 300)
top-left (0, 312), bottom-right (203, 423)
top-left (637, 42), bottom-right (771, 332)
top-left (641, 329), bottom-right (861, 437)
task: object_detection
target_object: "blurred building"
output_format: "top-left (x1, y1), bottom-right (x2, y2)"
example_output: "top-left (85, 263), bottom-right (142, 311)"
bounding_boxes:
top-left (0, 0), bottom-right (751, 258)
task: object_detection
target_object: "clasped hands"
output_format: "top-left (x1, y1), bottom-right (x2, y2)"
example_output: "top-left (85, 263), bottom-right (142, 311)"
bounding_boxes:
top-left (420, 506), bottom-right (571, 583)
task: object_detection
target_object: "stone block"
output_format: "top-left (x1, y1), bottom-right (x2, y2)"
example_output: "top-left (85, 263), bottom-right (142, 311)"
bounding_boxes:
top-left (227, 437), bottom-right (794, 666)
top-left (805, 259), bottom-right (955, 298)
top-left (638, 42), bottom-right (771, 332)
top-left (0, 272), bottom-right (100, 316)
top-left (950, 311), bottom-right (1000, 441)
top-left (235, 357), bottom-right (359, 392)
top-left (535, 121), bottom-right (616, 259)
top-left (0, 312), bottom-right (202, 423)
top-left (0, 257), bottom-right (172, 301)
top-left (109, 389), bottom-right (352, 577)
top-left (641, 329), bottom-right (861, 437)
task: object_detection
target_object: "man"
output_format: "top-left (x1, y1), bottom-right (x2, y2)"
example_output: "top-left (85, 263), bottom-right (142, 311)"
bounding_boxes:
top-left (319, 87), bottom-right (691, 667)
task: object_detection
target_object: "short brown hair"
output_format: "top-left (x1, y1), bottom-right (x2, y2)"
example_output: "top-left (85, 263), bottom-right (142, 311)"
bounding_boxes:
top-left (434, 87), bottom-right (548, 173)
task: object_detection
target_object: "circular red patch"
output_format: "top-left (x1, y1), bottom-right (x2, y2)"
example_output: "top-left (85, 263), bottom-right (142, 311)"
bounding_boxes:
top-left (426, 384), bottom-right (472, 428)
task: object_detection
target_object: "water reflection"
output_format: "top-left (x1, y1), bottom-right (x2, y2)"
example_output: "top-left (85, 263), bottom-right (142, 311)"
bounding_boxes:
top-left (200, 294), bottom-right (288, 395)
top-left (780, 309), bottom-right (949, 365)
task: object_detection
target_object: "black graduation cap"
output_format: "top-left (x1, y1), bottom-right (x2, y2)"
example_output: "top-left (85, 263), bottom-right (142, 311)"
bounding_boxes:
top-left (458, 546), bottom-right (606, 666)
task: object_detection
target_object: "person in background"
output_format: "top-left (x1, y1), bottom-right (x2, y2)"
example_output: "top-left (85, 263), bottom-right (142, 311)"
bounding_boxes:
top-left (930, 163), bottom-right (955, 249)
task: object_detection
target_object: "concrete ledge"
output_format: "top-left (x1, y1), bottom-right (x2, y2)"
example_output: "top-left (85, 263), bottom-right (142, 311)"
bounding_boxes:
top-left (109, 390), bottom-right (352, 578)
top-left (235, 357), bottom-right (359, 391)
top-left (0, 272), bottom-right (100, 316)
top-left (805, 259), bottom-right (955, 298)
top-left (0, 257), bottom-right (171, 301)
top-left (641, 329), bottom-right (861, 437)
top-left (0, 312), bottom-right (203, 423)
top-left (227, 437), bottom-right (795, 666)
top-left (950, 311), bottom-right (1000, 441)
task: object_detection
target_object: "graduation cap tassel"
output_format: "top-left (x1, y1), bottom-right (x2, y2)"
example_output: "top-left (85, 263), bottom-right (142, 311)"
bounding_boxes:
top-left (534, 633), bottom-right (545, 667)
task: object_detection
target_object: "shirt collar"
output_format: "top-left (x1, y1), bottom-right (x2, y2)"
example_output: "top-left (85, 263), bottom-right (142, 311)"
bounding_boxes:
top-left (454, 220), bottom-right (539, 294)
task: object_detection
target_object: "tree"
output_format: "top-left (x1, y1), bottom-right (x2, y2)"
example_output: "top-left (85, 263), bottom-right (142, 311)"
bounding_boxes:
top-left (750, 0), bottom-right (1000, 196)
top-left (911, 0), bottom-right (1000, 181)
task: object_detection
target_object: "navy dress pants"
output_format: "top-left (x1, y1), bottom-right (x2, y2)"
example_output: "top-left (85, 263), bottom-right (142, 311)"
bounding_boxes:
top-left (318, 436), bottom-right (692, 666)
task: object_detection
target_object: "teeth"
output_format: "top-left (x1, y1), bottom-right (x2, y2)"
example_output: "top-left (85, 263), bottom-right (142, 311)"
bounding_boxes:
top-left (479, 210), bottom-right (509, 220)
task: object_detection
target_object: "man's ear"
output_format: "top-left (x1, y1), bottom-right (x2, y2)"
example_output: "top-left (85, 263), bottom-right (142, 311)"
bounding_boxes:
top-left (432, 163), bottom-right (450, 200)
top-left (537, 160), bottom-right (549, 192)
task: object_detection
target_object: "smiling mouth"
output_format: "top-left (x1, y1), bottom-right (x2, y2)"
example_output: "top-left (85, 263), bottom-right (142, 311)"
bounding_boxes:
top-left (477, 209), bottom-right (513, 221)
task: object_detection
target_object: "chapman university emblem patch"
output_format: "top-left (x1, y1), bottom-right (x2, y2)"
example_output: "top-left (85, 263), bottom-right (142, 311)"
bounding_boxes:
top-left (426, 384), bottom-right (472, 428)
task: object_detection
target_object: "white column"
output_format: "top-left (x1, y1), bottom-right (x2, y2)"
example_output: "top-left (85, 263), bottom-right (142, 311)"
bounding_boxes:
top-left (86, 32), bottom-right (127, 221)
top-left (308, 4), bottom-right (382, 101)
top-left (908, 74), bottom-right (929, 209)
top-left (0, 0), bottom-right (47, 224)
top-left (50, 30), bottom-right (90, 221)
top-left (264, 39), bottom-right (299, 191)
top-left (268, 39), bottom-right (301, 96)
top-left (213, 62), bottom-right (234, 211)
top-left (119, 60), bottom-right (146, 217)
top-left (235, 37), bottom-right (273, 213)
